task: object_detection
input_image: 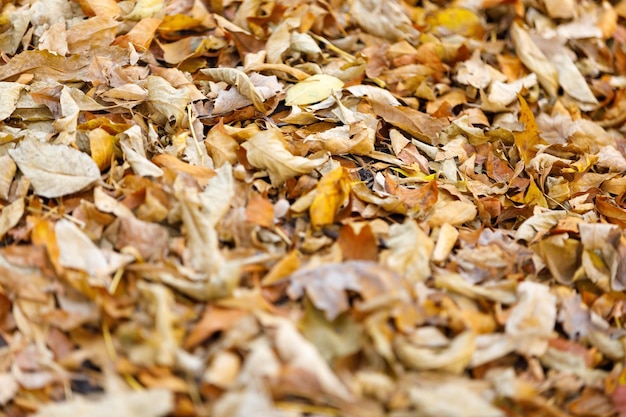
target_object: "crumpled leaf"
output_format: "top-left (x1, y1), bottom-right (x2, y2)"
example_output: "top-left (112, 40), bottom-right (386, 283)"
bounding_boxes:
top-left (146, 75), bottom-right (190, 124)
top-left (202, 68), bottom-right (282, 113)
top-left (9, 138), bottom-right (100, 198)
top-left (287, 261), bottom-right (407, 320)
top-left (506, 281), bottom-right (557, 356)
top-left (383, 219), bottom-right (434, 284)
top-left (350, 0), bottom-right (416, 41)
top-left (241, 128), bottom-right (328, 186)
top-left (394, 331), bottom-right (476, 374)
top-left (120, 126), bottom-right (164, 177)
top-left (346, 84), bottom-right (401, 106)
top-left (408, 377), bottom-right (504, 417)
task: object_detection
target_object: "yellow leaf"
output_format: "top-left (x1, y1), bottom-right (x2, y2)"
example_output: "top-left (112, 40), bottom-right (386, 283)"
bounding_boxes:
top-left (427, 8), bottom-right (483, 38)
top-left (89, 128), bottom-right (115, 171)
top-left (310, 166), bottom-right (352, 228)
top-left (524, 177), bottom-right (548, 208)
top-left (285, 74), bottom-right (344, 106)
top-left (513, 95), bottom-right (546, 165)
top-left (158, 15), bottom-right (204, 33)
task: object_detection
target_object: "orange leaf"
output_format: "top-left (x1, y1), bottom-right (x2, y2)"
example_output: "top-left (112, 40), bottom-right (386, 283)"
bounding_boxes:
top-left (337, 223), bottom-right (378, 261)
top-left (246, 194), bottom-right (275, 228)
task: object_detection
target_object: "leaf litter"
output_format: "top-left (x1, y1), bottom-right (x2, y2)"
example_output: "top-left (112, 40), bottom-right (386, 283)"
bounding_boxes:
top-left (0, 0), bottom-right (625, 416)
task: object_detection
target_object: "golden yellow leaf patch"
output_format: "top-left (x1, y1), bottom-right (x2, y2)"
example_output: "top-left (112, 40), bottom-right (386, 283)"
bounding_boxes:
top-left (310, 165), bottom-right (352, 228)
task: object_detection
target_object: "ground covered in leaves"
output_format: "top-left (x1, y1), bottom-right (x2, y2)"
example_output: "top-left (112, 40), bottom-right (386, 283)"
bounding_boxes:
top-left (0, 0), bottom-right (626, 416)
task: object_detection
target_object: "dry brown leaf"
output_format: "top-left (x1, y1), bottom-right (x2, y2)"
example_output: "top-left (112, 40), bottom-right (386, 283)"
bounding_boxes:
top-left (369, 99), bottom-right (449, 144)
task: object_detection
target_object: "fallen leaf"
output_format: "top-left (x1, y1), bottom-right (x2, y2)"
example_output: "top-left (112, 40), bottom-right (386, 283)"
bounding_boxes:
top-left (241, 128), bottom-right (328, 186)
top-left (310, 165), bottom-right (352, 228)
top-left (9, 138), bottom-right (100, 198)
top-left (285, 74), bottom-right (344, 106)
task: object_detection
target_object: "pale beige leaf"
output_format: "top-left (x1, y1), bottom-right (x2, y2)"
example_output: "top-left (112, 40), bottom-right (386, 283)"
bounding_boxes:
top-left (383, 220), bottom-right (433, 284)
top-left (273, 317), bottom-right (353, 400)
top-left (0, 199), bottom-right (24, 240)
top-left (201, 68), bottom-right (266, 112)
top-left (351, 0), bottom-right (415, 40)
top-left (55, 219), bottom-right (109, 278)
top-left (146, 75), bottom-right (190, 124)
top-left (94, 187), bottom-right (134, 218)
top-left (38, 21), bottom-right (68, 55)
top-left (434, 271), bottom-right (517, 304)
top-left (510, 22), bottom-right (559, 97)
top-left (206, 71), bottom-right (282, 114)
top-left (0, 82), bottom-right (27, 120)
top-left (395, 331), bottom-right (476, 374)
top-left (456, 50), bottom-right (493, 89)
top-left (346, 84), bottom-right (401, 106)
top-left (506, 281), bottom-right (556, 356)
top-left (32, 389), bottom-right (173, 417)
top-left (432, 223), bottom-right (459, 263)
top-left (0, 373), bottom-right (18, 406)
top-left (119, 126), bottom-right (164, 177)
top-left (8, 138), bottom-right (100, 198)
top-left (137, 281), bottom-right (177, 366)
top-left (127, 0), bottom-right (165, 20)
top-left (0, 8), bottom-right (31, 55)
top-left (0, 155), bottom-right (16, 200)
top-left (408, 378), bottom-right (504, 417)
top-left (241, 129), bottom-right (328, 186)
top-left (543, 0), bottom-right (576, 18)
top-left (199, 162), bottom-right (234, 226)
top-left (515, 210), bottom-right (568, 241)
top-left (551, 53), bottom-right (598, 105)
top-left (53, 86), bottom-right (80, 145)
